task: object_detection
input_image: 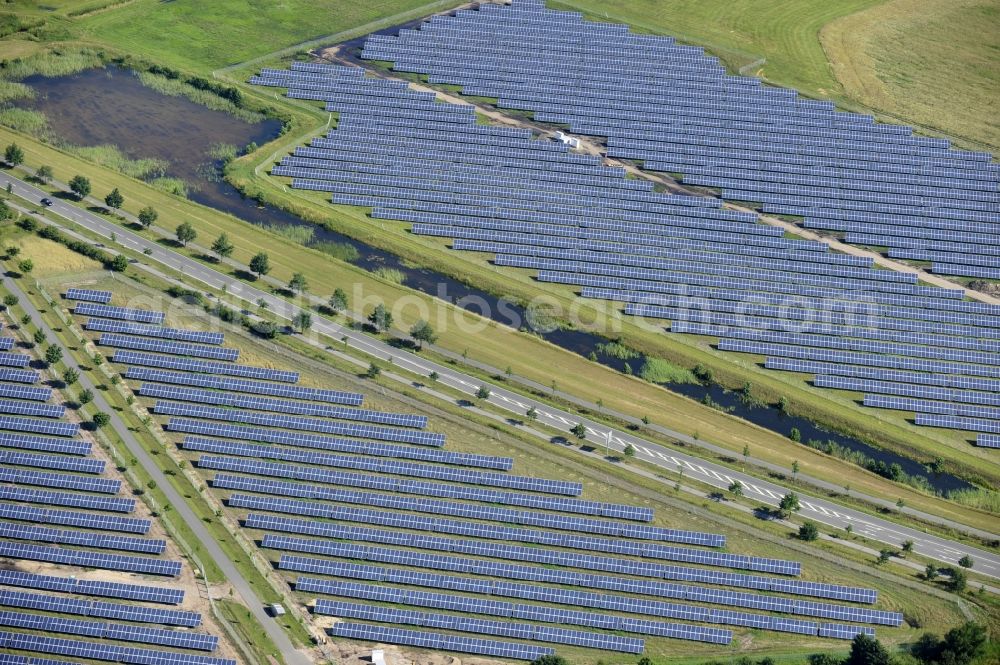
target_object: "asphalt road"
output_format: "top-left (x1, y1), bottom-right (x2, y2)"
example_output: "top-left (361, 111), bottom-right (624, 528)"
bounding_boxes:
top-left (2, 267), bottom-right (312, 665)
top-left (5, 171), bottom-right (999, 583)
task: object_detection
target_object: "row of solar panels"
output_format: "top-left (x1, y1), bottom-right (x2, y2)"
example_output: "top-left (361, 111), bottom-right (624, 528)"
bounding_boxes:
top-left (305, 577), bottom-right (730, 643)
top-left (0, 520), bottom-right (164, 554)
top-left (275, 553), bottom-right (869, 637)
top-left (0, 610), bottom-right (217, 650)
top-left (0, 569), bottom-right (184, 605)
top-left (236, 504), bottom-right (796, 576)
top-left (0, 502), bottom-right (150, 534)
top-left (0, 632), bottom-right (233, 665)
top-left (252, 516), bottom-right (887, 621)
top-left (204, 461), bottom-right (708, 541)
top-left (139, 382), bottom-right (427, 428)
top-left (0, 588), bottom-right (198, 626)
top-left (184, 437), bottom-right (593, 499)
top-left (315, 600), bottom-right (645, 653)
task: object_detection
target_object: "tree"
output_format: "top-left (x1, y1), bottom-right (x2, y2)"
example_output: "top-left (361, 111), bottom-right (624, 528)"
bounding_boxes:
top-left (526, 406), bottom-right (537, 420)
top-left (798, 521), bottom-right (819, 541)
top-left (428, 370), bottom-right (438, 382)
top-left (68, 175), bottom-right (91, 200)
top-left (638, 659), bottom-right (653, 665)
top-left (78, 389), bottom-right (94, 405)
top-left (876, 549), bottom-right (893, 565)
top-left (328, 288), bottom-right (348, 313)
top-left (211, 233), bottom-right (234, 260)
top-left (368, 303), bottom-right (393, 332)
top-left (901, 540), bottom-right (914, 557)
top-left (622, 443), bottom-right (636, 461)
top-left (62, 368), bottom-right (79, 386)
top-left (33, 329), bottom-right (46, 344)
top-left (475, 385), bottom-right (491, 400)
top-left (16, 259), bottom-right (33, 276)
top-left (728, 480), bottom-right (743, 497)
top-left (35, 165), bottom-right (53, 183)
top-left (91, 412), bottom-right (111, 429)
top-left (288, 272), bottom-right (308, 293)
top-left (110, 254), bottom-right (129, 272)
top-left (249, 252), bottom-right (270, 278)
top-left (104, 187), bottom-right (124, 211)
top-left (175, 222), bottom-right (197, 246)
top-left (137, 206), bottom-right (158, 228)
top-left (530, 656), bottom-right (568, 665)
top-left (570, 423), bottom-right (586, 439)
top-left (958, 555), bottom-right (973, 569)
top-left (410, 319), bottom-right (437, 349)
top-left (293, 311), bottom-right (312, 333)
top-left (364, 363), bottom-right (381, 379)
top-left (947, 568), bottom-right (967, 593)
top-left (845, 633), bottom-right (891, 665)
top-left (924, 563), bottom-right (938, 580)
top-left (742, 444), bottom-right (750, 470)
top-left (912, 624), bottom-right (987, 665)
top-left (777, 492), bottom-right (800, 517)
top-left (4, 143), bottom-right (23, 167)
top-left (789, 427), bottom-right (801, 442)
top-left (44, 345), bottom-right (62, 366)
top-left (2, 294), bottom-right (16, 307)
top-left (791, 459), bottom-right (800, 481)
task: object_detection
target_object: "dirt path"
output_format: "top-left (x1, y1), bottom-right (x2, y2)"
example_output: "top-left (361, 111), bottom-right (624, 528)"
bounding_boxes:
top-left (319, 47), bottom-right (1000, 306)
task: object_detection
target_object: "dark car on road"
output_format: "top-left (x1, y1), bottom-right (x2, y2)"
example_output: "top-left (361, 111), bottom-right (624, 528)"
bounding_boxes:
top-left (40, 198), bottom-right (53, 207)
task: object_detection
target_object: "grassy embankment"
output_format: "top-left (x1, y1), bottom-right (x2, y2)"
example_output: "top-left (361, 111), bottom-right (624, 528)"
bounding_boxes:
top-left (1, 126), bottom-right (997, 542)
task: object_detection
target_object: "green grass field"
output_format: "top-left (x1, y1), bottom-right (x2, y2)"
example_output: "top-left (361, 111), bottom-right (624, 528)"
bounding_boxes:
top-left (553, 0), bottom-right (1000, 151)
top-left (75, 0), bottom-right (461, 70)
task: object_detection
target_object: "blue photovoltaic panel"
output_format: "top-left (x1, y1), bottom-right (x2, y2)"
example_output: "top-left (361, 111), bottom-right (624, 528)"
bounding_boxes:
top-left (0, 400), bottom-right (64, 419)
top-left (0, 631), bottom-right (235, 665)
top-left (0, 521), bottom-right (165, 554)
top-left (978, 433), bottom-right (1000, 448)
top-left (0, 589), bottom-right (198, 626)
top-left (0, 610), bottom-right (217, 650)
top-left (85, 318), bottom-right (225, 345)
top-left (112, 350), bottom-right (298, 382)
top-left (314, 600), bottom-right (645, 653)
top-left (124, 366), bottom-right (362, 405)
top-left (0, 433), bottom-right (90, 456)
top-left (329, 622), bottom-right (554, 661)
top-left (0, 450), bottom-right (103, 474)
top-left (0, 467), bottom-right (119, 494)
top-left (0, 369), bottom-right (39, 384)
top-left (139, 383), bottom-right (425, 427)
top-left (0, 384), bottom-right (51, 402)
top-left (156, 401), bottom-right (446, 446)
top-left (0, 503), bottom-right (149, 534)
top-left (98, 333), bottom-right (239, 361)
top-left (0, 542), bottom-right (181, 576)
top-left (65, 288), bottom-right (112, 304)
top-left (0, 416), bottom-right (77, 437)
top-left (73, 302), bottom-right (164, 324)
top-left (0, 354), bottom-right (30, 368)
top-left (185, 439), bottom-right (572, 495)
top-left (0, 486), bottom-right (134, 513)
top-left (0, 569), bottom-right (184, 604)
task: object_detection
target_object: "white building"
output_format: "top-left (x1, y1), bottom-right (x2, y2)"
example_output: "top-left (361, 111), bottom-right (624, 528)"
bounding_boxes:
top-left (554, 131), bottom-right (581, 149)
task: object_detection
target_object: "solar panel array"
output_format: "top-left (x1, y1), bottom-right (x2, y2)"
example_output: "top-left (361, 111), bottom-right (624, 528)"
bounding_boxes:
top-left (86, 318), bottom-right (225, 345)
top-left (0, 330), bottom-right (238, 665)
top-left (86, 299), bottom-right (897, 659)
top-left (65, 288), bottom-right (112, 304)
top-left (249, 6), bottom-right (1000, 439)
top-left (357, 0), bottom-right (998, 280)
top-left (73, 302), bottom-right (164, 324)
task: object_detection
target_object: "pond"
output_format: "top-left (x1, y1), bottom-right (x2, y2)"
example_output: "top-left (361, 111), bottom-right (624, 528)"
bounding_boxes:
top-left (14, 66), bottom-right (972, 493)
